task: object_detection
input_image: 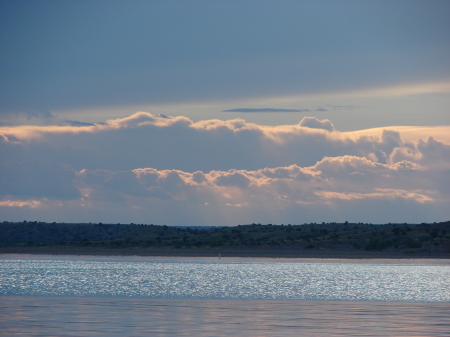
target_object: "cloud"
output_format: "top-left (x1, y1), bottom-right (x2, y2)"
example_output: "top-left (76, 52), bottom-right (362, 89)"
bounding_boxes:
top-left (221, 108), bottom-right (326, 113)
top-left (0, 159), bottom-right (79, 199)
top-left (63, 120), bottom-right (97, 127)
top-left (30, 156), bottom-right (448, 224)
top-left (0, 110), bottom-right (57, 126)
top-left (327, 105), bottom-right (358, 110)
top-left (2, 113), bottom-right (449, 165)
top-left (0, 199), bottom-right (42, 208)
top-left (75, 158), bottom-right (425, 204)
top-left (299, 117), bottom-right (335, 132)
top-left (314, 189), bottom-right (433, 204)
top-left (1, 112), bottom-right (449, 225)
top-left (9, 110), bottom-right (56, 120)
top-left (417, 137), bottom-right (450, 165)
top-left (1, 112), bottom-right (449, 174)
top-left (213, 171), bottom-right (251, 188)
top-left (388, 136), bottom-right (450, 169)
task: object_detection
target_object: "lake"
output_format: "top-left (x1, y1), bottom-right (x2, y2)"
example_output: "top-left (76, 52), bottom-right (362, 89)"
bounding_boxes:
top-left (1, 255), bottom-right (449, 336)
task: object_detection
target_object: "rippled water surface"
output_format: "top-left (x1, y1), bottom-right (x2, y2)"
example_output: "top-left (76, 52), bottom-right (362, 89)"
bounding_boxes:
top-left (1, 255), bottom-right (449, 301)
top-left (2, 297), bottom-right (449, 337)
top-left (1, 255), bottom-right (449, 336)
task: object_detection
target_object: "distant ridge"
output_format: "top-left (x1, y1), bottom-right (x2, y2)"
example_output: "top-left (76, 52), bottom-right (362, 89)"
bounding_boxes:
top-left (1, 221), bottom-right (449, 257)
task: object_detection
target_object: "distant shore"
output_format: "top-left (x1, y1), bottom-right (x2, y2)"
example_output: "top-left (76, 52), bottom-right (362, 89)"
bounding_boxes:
top-left (3, 221), bottom-right (449, 258)
top-left (1, 246), bottom-right (448, 259)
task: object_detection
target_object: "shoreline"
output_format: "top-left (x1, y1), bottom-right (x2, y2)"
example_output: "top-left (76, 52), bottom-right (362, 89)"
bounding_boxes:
top-left (1, 246), bottom-right (448, 259)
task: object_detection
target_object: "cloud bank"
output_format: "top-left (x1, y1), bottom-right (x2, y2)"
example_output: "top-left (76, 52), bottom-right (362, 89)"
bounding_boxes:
top-left (222, 108), bottom-right (326, 113)
top-left (1, 112), bottom-right (449, 225)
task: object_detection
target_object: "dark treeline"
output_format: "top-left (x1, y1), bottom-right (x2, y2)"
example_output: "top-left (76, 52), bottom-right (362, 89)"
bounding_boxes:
top-left (1, 220), bottom-right (449, 255)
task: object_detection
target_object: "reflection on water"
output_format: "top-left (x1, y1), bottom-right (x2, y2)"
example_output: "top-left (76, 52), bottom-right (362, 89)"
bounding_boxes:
top-left (2, 296), bottom-right (449, 337)
top-left (1, 256), bottom-right (449, 336)
top-left (1, 255), bottom-right (449, 302)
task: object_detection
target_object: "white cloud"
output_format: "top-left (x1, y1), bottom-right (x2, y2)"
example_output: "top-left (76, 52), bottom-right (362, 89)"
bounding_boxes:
top-left (1, 112), bottom-right (449, 225)
top-left (299, 117), bottom-right (335, 132)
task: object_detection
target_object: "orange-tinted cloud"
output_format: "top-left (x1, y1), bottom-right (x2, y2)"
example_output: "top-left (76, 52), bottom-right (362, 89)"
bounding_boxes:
top-left (1, 113), bottom-right (449, 225)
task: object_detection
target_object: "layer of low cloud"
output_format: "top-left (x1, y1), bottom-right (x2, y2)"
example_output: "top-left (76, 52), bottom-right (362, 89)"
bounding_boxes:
top-left (63, 120), bottom-right (97, 127)
top-left (222, 108), bottom-right (327, 113)
top-left (1, 113), bottom-right (449, 225)
top-left (0, 110), bottom-right (57, 126)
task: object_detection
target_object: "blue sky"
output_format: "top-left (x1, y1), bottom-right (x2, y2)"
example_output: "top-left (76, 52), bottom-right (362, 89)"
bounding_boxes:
top-left (1, 1), bottom-right (449, 225)
top-left (1, 0), bottom-right (449, 127)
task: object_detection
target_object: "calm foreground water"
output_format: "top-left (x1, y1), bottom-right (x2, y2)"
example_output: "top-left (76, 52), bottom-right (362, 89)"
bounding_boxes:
top-left (1, 255), bottom-right (449, 336)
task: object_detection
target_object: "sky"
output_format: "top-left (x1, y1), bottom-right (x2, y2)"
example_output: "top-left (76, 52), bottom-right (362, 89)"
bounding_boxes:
top-left (1, 0), bottom-right (449, 226)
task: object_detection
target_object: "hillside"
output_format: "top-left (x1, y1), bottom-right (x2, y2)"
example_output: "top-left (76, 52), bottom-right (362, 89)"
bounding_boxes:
top-left (1, 221), bottom-right (449, 257)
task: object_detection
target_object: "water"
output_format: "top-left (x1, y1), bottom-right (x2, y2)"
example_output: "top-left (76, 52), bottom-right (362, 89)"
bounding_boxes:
top-left (1, 255), bottom-right (449, 336)
top-left (2, 297), bottom-right (450, 336)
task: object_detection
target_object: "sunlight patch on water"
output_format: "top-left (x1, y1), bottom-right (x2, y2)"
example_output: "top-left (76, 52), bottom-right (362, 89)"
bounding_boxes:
top-left (1, 257), bottom-right (449, 302)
